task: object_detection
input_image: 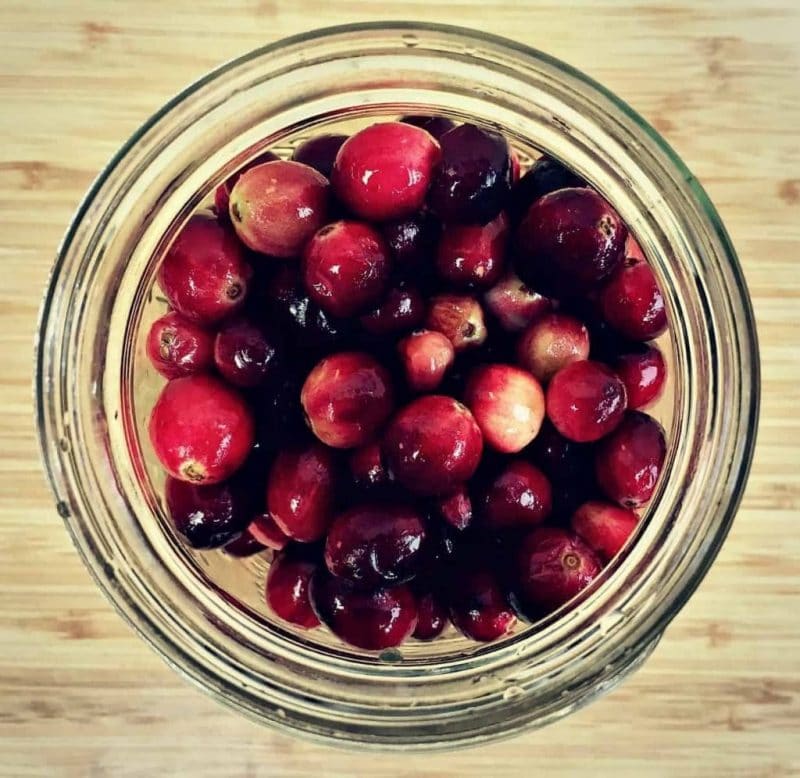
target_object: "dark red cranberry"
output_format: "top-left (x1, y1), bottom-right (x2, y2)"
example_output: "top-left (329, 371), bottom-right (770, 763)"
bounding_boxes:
top-left (397, 329), bottom-right (455, 392)
top-left (595, 411), bottom-right (666, 507)
top-left (507, 155), bottom-right (585, 224)
top-left (229, 160), bottom-right (329, 257)
top-left (324, 504), bottom-right (427, 586)
top-left (401, 114), bottom-right (457, 140)
top-left (164, 476), bottom-right (250, 549)
top-left (146, 311), bottom-right (214, 379)
top-left (360, 284), bottom-right (425, 336)
top-left (266, 549), bottom-right (320, 629)
top-left (614, 345), bottom-right (666, 409)
top-left (301, 352), bottom-right (394, 449)
top-left (483, 271), bottom-right (552, 333)
top-left (514, 527), bottom-right (601, 618)
top-left (436, 487), bottom-right (473, 531)
top-left (310, 573), bottom-right (418, 650)
top-left (599, 262), bottom-right (667, 341)
top-left (303, 221), bottom-right (391, 317)
top-left (546, 360), bottom-right (627, 443)
top-left (528, 420), bottom-right (595, 487)
top-left (222, 528), bottom-right (266, 557)
top-left (516, 313), bottom-right (590, 383)
top-left (149, 375), bottom-right (254, 484)
top-left (382, 395), bottom-right (483, 497)
top-left (464, 364), bottom-right (545, 453)
top-left (214, 150), bottom-right (279, 217)
top-left (515, 188), bottom-right (626, 297)
top-left (412, 591), bottom-right (449, 640)
top-left (348, 442), bottom-right (390, 489)
top-left (435, 211), bottom-right (509, 289)
top-left (158, 215), bottom-right (253, 324)
top-left (248, 512), bottom-right (290, 550)
top-left (382, 210), bottom-right (440, 271)
top-left (428, 123), bottom-right (512, 224)
top-left (448, 567), bottom-right (516, 642)
top-left (213, 319), bottom-right (281, 388)
top-left (251, 371), bottom-right (307, 451)
top-left (332, 122), bottom-right (441, 221)
top-left (266, 442), bottom-right (337, 541)
top-left (571, 500), bottom-right (639, 561)
top-left (291, 133), bottom-right (348, 179)
top-left (482, 460), bottom-right (552, 530)
top-left (425, 294), bottom-right (487, 352)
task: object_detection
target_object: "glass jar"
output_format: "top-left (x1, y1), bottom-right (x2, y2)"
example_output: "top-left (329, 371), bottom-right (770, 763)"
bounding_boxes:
top-left (35, 23), bottom-right (759, 749)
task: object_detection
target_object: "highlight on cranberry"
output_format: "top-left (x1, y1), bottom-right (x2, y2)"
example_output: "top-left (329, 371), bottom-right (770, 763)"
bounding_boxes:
top-left (145, 114), bottom-right (672, 651)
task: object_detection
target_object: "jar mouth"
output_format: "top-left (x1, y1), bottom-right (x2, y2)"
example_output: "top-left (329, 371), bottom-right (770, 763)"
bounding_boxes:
top-left (35, 22), bottom-right (760, 749)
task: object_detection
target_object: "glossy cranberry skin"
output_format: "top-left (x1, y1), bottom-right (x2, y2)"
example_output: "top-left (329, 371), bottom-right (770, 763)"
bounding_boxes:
top-left (464, 364), bottom-right (545, 453)
top-left (228, 160), bottom-right (329, 257)
top-left (546, 360), bottom-right (627, 443)
top-left (382, 210), bottom-right (440, 270)
top-left (310, 573), bottom-right (418, 650)
top-left (332, 122), bottom-right (441, 221)
top-left (164, 476), bottom-right (251, 549)
top-left (483, 271), bottom-right (552, 333)
top-left (595, 411), bottom-right (666, 507)
top-left (599, 262), bottom-right (667, 341)
top-left (303, 221), bottom-right (391, 318)
top-left (301, 352), bottom-right (394, 449)
top-left (149, 375), bottom-right (254, 484)
top-left (428, 123), bottom-right (512, 224)
top-left (401, 114), bottom-right (457, 140)
top-left (266, 443), bottom-right (337, 542)
top-left (383, 396), bottom-right (483, 497)
top-left (425, 294), bottom-right (487, 352)
top-left (614, 345), bottom-right (667, 409)
top-left (507, 155), bottom-right (585, 224)
top-left (435, 211), bottom-right (509, 289)
top-left (571, 500), bottom-right (639, 561)
top-left (158, 215), bottom-right (252, 324)
top-left (515, 188), bottom-right (626, 297)
top-left (412, 591), bottom-right (448, 640)
top-left (146, 311), bottom-right (214, 379)
top-left (448, 567), bottom-right (516, 642)
top-left (214, 150), bottom-right (279, 217)
top-left (482, 460), bottom-right (552, 530)
top-left (248, 512), bottom-right (290, 550)
top-left (517, 313), bottom-right (590, 383)
top-left (291, 133), bottom-right (348, 178)
top-left (266, 550), bottom-right (320, 629)
top-left (436, 487), bottom-right (473, 531)
top-left (222, 529), bottom-right (266, 557)
top-left (360, 284), bottom-right (425, 336)
top-left (213, 319), bottom-right (281, 388)
top-left (348, 442), bottom-right (389, 489)
top-left (397, 329), bottom-right (455, 392)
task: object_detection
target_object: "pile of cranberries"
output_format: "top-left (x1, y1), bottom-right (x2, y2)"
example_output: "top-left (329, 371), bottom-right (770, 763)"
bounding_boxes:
top-left (146, 116), bottom-right (668, 651)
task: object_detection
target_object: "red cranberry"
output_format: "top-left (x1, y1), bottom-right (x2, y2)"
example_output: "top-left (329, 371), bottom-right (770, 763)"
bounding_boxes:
top-left (302, 221), bottom-right (391, 317)
top-left (482, 460), bottom-right (552, 530)
top-left (360, 284), bottom-right (425, 336)
top-left (436, 487), bottom-right (473, 531)
top-left (625, 234), bottom-right (646, 264)
top-left (412, 591), bottom-right (448, 640)
top-left (516, 313), bottom-right (590, 383)
top-left (599, 262), bottom-right (667, 341)
top-left (436, 211), bottom-right (509, 289)
top-left (291, 133), bottom-right (348, 179)
top-left (425, 294), bottom-right (487, 352)
top-left (164, 476), bottom-right (251, 548)
top-left (266, 442), bottom-right (337, 541)
top-left (301, 352), bottom-right (394, 449)
top-left (348, 442), bottom-right (389, 489)
top-left (515, 528), bottom-right (601, 618)
top-left (158, 215), bottom-right (252, 324)
top-left (515, 188), bottom-right (626, 296)
top-left (213, 319), bottom-right (281, 388)
top-left (382, 210), bottom-right (440, 270)
top-left (448, 567), bottom-right (516, 642)
top-left (483, 271), bottom-right (552, 333)
top-left (332, 122), bottom-right (441, 221)
top-left (214, 150), bottom-right (279, 217)
top-left (149, 375), bottom-right (254, 484)
top-left (401, 114), bottom-right (457, 140)
top-left (266, 550), bottom-right (320, 629)
top-left (464, 364), bottom-right (545, 453)
top-left (222, 529), bottom-right (266, 557)
top-left (429, 124), bottom-right (512, 224)
top-left (571, 500), bottom-right (639, 561)
top-left (614, 345), bottom-right (666, 409)
top-left (310, 573), bottom-right (418, 650)
top-left (595, 411), bottom-right (666, 507)
top-left (546, 360), bottom-right (627, 443)
top-left (507, 155), bottom-right (585, 224)
top-left (397, 329), bottom-right (455, 392)
top-left (229, 160), bottom-right (329, 257)
top-left (146, 311), bottom-right (214, 379)
top-left (382, 395), bottom-right (483, 497)
top-left (248, 512), bottom-right (290, 550)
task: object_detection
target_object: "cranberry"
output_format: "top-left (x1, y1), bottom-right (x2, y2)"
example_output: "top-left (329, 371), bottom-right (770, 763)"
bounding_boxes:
top-left (510, 149), bottom-right (522, 183)
top-left (464, 364), bottom-right (545, 453)
top-left (360, 284), bottom-right (425, 337)
top-left (266, 549), bottom-right (320, 629)
top-left (436, 487), bottom-right (473, 531)
top-left (228, 160), bottom-right (329, 257)
top-left (448, 567), bottom-right (516, 642)
top-left (595, 411), bottom-right (666, 507)
top-left (546, 360), bottom-right (627, 443)
top-left (146, 311), bottom-right (214, 379)
top-left (516, 313), bottom-right (590, 383)
top-left (428, 123), bottom-right (512, 224)
top-left (482, 460), bottom-right (552, 530)
top-left (332, 122), bottom-right (441, 221)
top-left (149, 375), bottom-right (254, 484)
top-left (599, 262), bottom-right (667, 341)
top-left (397, 329), bottom-right (455, 392)
top-left (401, 114), bottom-right (457, 140)
top-left (425, 294), bottom-right (487, 352)
top-left (164, 476), bottom-right (250, 548)
top-left (507, 155), bottom-right (585, 224)
top-left (310, 573), bottom-right (418, 650)
top-left (266, 442), bottom-right (337, 541)
top-left (514, 528), bottom-right (601, 619)
top-left (435, 211), bottom-right (509, 289)
top-left (301, 352), bottom-right (394, 449)
top-left (251, 371), bottom-right (307, 451)
top-left (614, 345), bottom-right (666, 409)
top-left (412, 591), bottom-right (448, 640)
top-left (625, 234), bottom-right (646, 264)
top-left (348, 442), bottom-right (389, 489)
top-left (515, 188), bottom-right (626, 297)
top-left (213, 319), bottom-right (281, 388)
top-left (291, 133), bottom-right (348, 178)
top-left (382, 210), bottom-right (440, 271)
top-left (483, 271), bottom-right (552, 333)
top-left (571, 500), bottom-right (639, 561)
top-left (248, 512), bottom-right (290, 550)
top-left (214, 150), bottom-right (279, 217)
top-left (302, 221), bottom-right (391, 318)
top-left (158, 215), bottom-right (252, 324)
top-left (383, 395), bottom-right (483, 497)
top-left (528, 420), bottom-right (595, 486)
top-left (222, 529), bottom-right (266, 557)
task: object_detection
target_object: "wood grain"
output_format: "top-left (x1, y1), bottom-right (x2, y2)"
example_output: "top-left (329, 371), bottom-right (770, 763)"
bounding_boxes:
top-left (1, 1), bottom-right (799, 775)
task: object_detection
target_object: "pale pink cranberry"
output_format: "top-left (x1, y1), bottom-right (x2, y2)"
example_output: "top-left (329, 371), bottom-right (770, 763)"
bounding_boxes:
top-left (614, 345), bottom-right (667, 409)
top-left (425, 294), bottom-right (487, 352)
top-left (600, 262), bottom-right (667, 341)
top-left (146, 311), bottom-right (214, 379)
top-left (435, 211), bottom-right (509, 289)
top-left (482, 460), bottom-right (552, 529)
top-left (571, 500), bottom-right (639, 561)
top-left (483, 271), bottom-right (552, 333)
top-left (436, 487), bottom-right (473, 531)
top-left (266, 550), bottom-right (320, 629)
top-left (516, 313), bottom-right (590, 382)
top-left (397, 330), bottom-right (455, 392)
